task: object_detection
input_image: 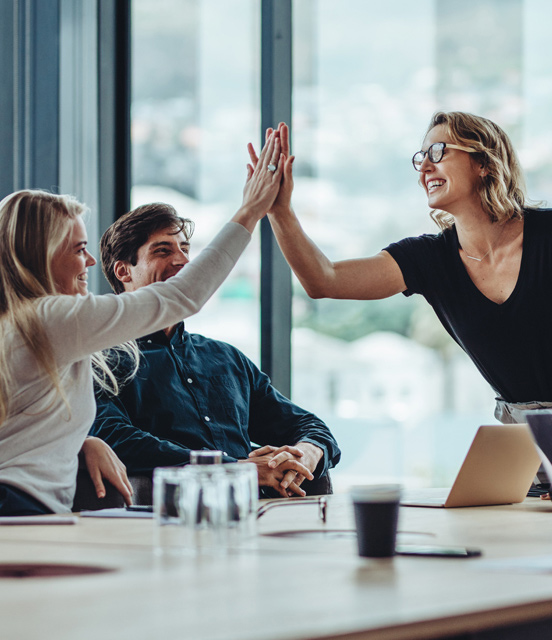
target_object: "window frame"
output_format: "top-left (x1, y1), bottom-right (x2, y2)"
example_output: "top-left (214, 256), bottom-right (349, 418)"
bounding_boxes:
top-left (0, 0), bottom-right (294, 395)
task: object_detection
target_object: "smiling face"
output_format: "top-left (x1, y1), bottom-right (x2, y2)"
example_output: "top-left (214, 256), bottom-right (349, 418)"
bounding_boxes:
top-left (419, 124), bottom-right (486, 215)
top-left (115, 226), bottom-right (190, 292)
top-left (50, 216), bottom-right (97, 295)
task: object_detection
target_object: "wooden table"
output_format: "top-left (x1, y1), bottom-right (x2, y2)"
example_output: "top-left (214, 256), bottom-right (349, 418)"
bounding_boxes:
top-left (2, 495), bottom-right (552, 640)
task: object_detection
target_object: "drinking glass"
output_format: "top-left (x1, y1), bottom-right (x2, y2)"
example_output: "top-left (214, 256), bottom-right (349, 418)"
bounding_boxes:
top-left (224, 463), bottom-right (258, 545)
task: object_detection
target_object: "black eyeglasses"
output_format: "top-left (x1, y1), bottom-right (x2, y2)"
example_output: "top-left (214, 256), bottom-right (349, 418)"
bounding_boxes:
top-left (412, 142), bottom-right (476, 171)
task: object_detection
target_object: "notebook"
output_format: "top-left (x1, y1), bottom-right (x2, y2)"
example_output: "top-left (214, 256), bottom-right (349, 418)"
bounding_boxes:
top-left (401, 424), bottom-right (541, 508)
top-left (525, 411), bottom-right (552, 484)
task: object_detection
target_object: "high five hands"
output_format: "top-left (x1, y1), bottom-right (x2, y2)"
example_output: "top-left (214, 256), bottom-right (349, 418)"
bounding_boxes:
top-left (247, 123), bottom-right (295, 217)
top-left (233, 129), bottom-right (285, 232)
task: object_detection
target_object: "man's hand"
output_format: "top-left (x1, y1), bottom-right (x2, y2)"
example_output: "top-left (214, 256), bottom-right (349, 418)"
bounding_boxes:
top-left (80, 437), bottom-right (133, 506)
top-left (278, 442), bottom-right (323, 496)
top-left (247, 443), bottom-right (322, 497)
top-left (244, 445), bottom-right (314, 498)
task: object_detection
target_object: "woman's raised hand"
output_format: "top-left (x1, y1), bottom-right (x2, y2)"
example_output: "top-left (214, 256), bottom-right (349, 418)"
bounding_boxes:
top-left (232, 131), bottom-right (284, 232)
top-left (248, 122), bottom-right (295, 217)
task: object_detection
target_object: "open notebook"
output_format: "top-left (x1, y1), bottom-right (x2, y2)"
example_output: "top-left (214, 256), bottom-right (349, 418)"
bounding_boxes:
top-left (401, 424), bottom-right (541, 508)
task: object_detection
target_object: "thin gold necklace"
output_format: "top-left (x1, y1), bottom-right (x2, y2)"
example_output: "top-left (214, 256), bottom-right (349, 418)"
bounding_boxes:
top-left (464, 249), bottom-right (491, 262)
top-left (461, 223), bottom-right (507, 262)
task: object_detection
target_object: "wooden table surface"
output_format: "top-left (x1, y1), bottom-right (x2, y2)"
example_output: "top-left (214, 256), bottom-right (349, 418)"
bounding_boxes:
top-left (2, 495), bottom-right (552, 640)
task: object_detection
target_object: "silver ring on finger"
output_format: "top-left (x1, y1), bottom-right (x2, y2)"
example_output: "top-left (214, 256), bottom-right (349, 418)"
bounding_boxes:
top-left (267, 163), bottom-right (277, 172)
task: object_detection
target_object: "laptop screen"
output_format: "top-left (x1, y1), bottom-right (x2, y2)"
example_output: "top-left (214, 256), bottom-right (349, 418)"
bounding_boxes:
top-left (525, 411), bottom-right (552, 485)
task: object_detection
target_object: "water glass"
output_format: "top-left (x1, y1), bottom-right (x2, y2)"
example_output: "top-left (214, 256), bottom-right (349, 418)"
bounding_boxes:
top-left (178, 465), bottom-right (230, 552)
top-left (153, 463), bottom-right (259, 554)
top-left (153, 467), bottom-right (186, 553)
top-left (224, 463), bottom-right (258, 544)
top-left (153, 467), bottom-right (182, 525)
top-left (190, 450), bottom-right (223, 465)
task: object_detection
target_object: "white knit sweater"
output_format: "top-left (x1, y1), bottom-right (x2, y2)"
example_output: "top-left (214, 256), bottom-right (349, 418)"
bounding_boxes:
top-left (0, 222), bottom-right (250, 512)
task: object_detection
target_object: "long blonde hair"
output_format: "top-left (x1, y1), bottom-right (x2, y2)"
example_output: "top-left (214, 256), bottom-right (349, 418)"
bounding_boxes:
top-left (425, 112), bottom-right (527, 230)
top-left (0, 189), bottom-right (137, 425)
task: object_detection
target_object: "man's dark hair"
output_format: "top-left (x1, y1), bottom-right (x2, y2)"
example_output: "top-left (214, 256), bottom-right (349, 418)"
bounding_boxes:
top-left (100, 203), bottom-right (194, 294)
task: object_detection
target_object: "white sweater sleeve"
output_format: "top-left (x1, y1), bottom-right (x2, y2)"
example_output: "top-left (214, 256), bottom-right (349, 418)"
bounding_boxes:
top-left (37, 222), bottom-right (251, 365)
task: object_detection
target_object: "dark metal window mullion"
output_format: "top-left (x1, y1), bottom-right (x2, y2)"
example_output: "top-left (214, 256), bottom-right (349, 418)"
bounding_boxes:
top-left (260, 0), bottom-right (292, 398)
top-left (97, 0), bottom-right (131, 293)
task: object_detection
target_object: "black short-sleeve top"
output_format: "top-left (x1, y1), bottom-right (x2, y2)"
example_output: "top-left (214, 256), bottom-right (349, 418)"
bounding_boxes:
top-left (383, 209), bottom-right (552, 403)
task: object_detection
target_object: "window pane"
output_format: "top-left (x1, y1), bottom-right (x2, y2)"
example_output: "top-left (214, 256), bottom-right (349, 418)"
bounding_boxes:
top-left (292, 0), bottom-right (552, 491)
top-left (131, 0), bottom-right (260, 361)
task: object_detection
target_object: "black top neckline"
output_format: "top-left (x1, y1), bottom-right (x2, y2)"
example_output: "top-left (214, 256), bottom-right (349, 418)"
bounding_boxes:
top-left (450, 217), bottom-right (528, 309)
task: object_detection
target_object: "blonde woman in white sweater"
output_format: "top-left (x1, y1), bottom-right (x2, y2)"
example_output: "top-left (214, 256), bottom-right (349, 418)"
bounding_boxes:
top-left (0, 131), bottom-right (283, 515)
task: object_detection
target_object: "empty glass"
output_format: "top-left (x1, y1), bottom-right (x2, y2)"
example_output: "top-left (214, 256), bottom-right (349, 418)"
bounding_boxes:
top-left (153, 467), bottom-right (182, 525)
top-left (224, 463), bottom-right (258, 545)
top-left (153, 467), bottom-right (186, 554)
top-left (153, 463), bottom-right (259, 555)
top-left (178, 465), bottom-right (230, 553)
top-left (189, 450), bottom-right (223, 465)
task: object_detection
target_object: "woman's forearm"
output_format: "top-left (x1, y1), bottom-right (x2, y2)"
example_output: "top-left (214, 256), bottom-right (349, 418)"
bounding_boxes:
top-left (268, 207), bottom-right (407, 302)
top-left (268, 208), bottom-right (336, 299)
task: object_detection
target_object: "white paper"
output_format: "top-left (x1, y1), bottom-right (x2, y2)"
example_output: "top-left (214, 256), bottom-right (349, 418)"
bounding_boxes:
top-left (0, 515), bottom-right (78, 525)
top-left (79, 508), bottom-right (153, 519)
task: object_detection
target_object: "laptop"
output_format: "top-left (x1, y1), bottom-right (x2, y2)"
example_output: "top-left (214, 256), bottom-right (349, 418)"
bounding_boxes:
top-left (525, 411), bottom-right (552, 485)
top-left (401, 424), bottom-right (541, 508)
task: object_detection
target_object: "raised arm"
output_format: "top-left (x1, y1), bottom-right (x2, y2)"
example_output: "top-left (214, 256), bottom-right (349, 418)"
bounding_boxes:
top-left (270, 214), bottom-right (406, 300)
top-left (41, 133), bottom-right (285, 363)
top-left (249, 123), bottom-right (407, 301)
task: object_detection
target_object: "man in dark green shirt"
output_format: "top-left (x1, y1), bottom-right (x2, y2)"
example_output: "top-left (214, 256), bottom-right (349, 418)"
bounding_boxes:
top-left (91, 203), bottom-right (340, 498)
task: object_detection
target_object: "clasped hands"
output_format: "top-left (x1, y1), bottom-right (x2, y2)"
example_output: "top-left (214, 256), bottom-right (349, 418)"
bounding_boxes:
top-left (244, 442), bottom-right (322, 498)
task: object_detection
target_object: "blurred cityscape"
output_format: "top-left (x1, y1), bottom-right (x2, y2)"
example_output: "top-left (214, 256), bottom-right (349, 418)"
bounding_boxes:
top-left (131, 0), bottom-right (552, 491)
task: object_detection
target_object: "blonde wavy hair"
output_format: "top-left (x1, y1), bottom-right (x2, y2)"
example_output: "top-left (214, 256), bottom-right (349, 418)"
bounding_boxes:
top-left (0, 189), bottom-right (138, 426)
top-left (424, 112), bottom-right (527, 230)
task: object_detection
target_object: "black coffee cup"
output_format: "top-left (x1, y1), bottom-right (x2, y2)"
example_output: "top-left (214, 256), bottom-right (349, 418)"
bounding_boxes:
top-left (351, 485), bottom-right (401, 558)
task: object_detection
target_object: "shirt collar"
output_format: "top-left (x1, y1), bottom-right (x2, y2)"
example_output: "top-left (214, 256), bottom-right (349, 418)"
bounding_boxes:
top-left (139, 321), bottom-right (187, 346)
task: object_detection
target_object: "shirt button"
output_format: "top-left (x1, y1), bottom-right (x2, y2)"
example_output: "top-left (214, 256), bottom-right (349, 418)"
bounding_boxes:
top-left (171, 345), bottom-right (175, 350)
top-left (204, 416), bottom-right (211, 422)
top-left (187, 378), bottom-right (193, 384)
top-left (147, 340), bottom-right (152, 344)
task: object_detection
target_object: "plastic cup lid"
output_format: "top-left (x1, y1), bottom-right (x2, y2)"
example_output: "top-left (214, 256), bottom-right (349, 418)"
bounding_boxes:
top-left (350, 484), bottom-right (401, 503)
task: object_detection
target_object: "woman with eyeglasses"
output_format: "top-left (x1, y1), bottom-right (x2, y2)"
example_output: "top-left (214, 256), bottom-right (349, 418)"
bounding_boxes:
top-left (251, 113), bottom-right (552, 426)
